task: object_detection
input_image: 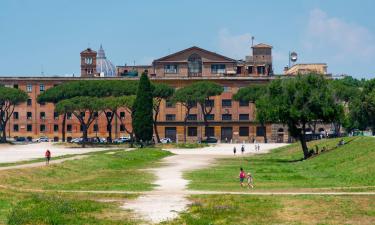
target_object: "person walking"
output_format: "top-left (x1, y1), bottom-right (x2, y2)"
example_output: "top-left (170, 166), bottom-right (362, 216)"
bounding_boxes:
top-left (239, 168), bottom-right (246, 187)
top-left (241, 145), bottom-right (245, 155)
top-left (233, 146), bottom-right (237, 155)
top-left (247, 172), bottom-right (254, 189)
top-left (45, 149), bottom-right (51, 165)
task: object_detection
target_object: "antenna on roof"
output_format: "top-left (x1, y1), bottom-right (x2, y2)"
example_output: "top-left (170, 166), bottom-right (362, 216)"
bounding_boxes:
top-left (251, 36), bottom-right (255, 47)
top-left (41, 65), bottom-right (44, 76)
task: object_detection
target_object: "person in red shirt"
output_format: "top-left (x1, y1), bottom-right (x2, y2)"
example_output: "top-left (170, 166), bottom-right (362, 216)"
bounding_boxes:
top-left (239, 167), bottom-right (246, 187)
top-left (45, 149), bottom-right (51, 165)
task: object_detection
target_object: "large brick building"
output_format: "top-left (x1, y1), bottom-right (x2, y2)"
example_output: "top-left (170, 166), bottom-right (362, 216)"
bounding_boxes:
top-left (0, 44), bottom-right (299, 143)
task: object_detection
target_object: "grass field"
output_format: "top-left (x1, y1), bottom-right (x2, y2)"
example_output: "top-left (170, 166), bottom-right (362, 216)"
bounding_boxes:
top-left (0, 189), bottom-right (141, 225)
top-left (0, 148), bottom-right (172, 191)
top-left (163, 194), bottom-right (375, 225)
top-left (186, 137), bottom-right (375, 191)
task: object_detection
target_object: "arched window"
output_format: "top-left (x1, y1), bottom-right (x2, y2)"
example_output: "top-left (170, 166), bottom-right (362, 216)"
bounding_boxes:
top-left (188, 54), bottom-right (202, 76)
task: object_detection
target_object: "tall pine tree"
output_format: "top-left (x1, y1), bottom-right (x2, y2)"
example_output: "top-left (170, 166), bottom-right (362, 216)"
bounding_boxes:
top-left (133, 72), bottom-right (154, 143)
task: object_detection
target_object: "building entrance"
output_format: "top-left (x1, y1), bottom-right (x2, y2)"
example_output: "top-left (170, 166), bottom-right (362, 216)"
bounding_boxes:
top-left (165, 127), bottom-right (177, 142)
top-left (221, 127), bottom-right (233, 142)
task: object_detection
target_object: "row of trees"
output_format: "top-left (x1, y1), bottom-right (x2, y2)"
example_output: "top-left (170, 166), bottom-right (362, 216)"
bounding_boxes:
top-left (233, 74), bottom-right (373, 159)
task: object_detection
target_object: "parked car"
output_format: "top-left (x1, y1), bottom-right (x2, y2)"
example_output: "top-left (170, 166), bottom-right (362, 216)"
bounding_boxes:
top-left (36, 136), bottom-right (49, 143)
top-left (70, 137), bottom-right (83, 143)
top-left (160, 137), bottom-right (172, 144)
top-left (113, 136), bottom-right (131, 143)
top-left (14, 136), bottom-right (28, 143)
top-left (202, 137), bottom-right (218, 143)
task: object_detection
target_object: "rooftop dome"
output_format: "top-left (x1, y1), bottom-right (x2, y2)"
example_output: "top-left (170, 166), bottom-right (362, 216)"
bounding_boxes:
top-left (96, 45), bottom-right (116, 77)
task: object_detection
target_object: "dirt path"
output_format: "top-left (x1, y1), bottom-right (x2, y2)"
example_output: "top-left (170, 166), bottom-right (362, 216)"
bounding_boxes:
top-left (0, 155), bottom-right (89, 171)
top-left (121, 143), bottom-right (286, 224)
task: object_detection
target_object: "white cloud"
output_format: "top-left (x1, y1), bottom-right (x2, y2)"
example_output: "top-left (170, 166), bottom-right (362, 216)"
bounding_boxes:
top-left (305, 8), bottom-right (375, 60)
top-left (217, 28), bottom-right (253, 59)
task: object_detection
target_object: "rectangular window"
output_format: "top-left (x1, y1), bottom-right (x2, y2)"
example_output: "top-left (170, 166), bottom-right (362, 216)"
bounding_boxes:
top-left (239, 114), bottom-right (249, 121)
top-left (211, 64), bottom-right (226, 74)
top-left (187, 114), bottom-right (197, 121)
top-left (164, 64), bottom-right (178, 74)
top-left (239, 100), bottom-right (249, 107)
top-left (40, 102), bottom-right (46, 106)
top-left (93, 124), bottom-right (98, 132)
top-left (67, 113), bottom-right (72, 120)
top-left (54, 112), bottom-right (59, 120)
top-left (239, 127), bottom-right (249, 136)
top-left (166, 114), bottom-right (176, 121)
top-left (54, 124), bottom-right (59, 132)
top-left (93, 112), bottom-right (99, 118)
top-left (187, 101), bottom-right (197, 108)
top-left (40, 124), bottom-right (46, 132)
top-left (80, 112), bottom-right (85, 119)
top-left (222, 99), bottom-right (232, 107)
top-left (120, 112), bottom-right (125, 119)
top-left (206, 114), bottom-right (215, 120)
top-left (13, 124), bottom-right (19, 132)
top-left (67, 124), bottom-right (72, 132)
top-left (205, 127), bottom-right (215, 137)
top-left (27, 124), bottom-right (32, 132)
top-left (120, 124), bottom-right (125, 132)
top-left (26, 84), bottom-right (32, 93)
top-left (223, 86), bottom-right (230, 92)
top-left (40, 112), bottom-right (46, 120)
top-left (13, 112), bottom-right (19, 120)
top-left (166, 100), bottom-right (175, 108)
top-left (222, 114), bottom-right (232, 121)
top-left (27, 99), bottom-right (32, 106)
top-left (256, 126), bottom-right (265, 137)
top-left (13, 84), bottom-right (19, 89)
top-left (27, 112), bottom-right (32, 120)
top-left (106, 125), bottom-right (112, 132)
top-left (40, 84), bottom-right (45, 92)
top-left (187, 127), bottom-right (198, 136)
top-left (247, 66), bottom-right (253, 74)
top-left (257, 66), bottom-right (265, 75)
top-left (205, 99), bottom-right (214, 107)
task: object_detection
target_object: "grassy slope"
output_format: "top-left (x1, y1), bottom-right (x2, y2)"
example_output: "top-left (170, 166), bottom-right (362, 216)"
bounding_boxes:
top-left (186, 137), bottom-right (375, 191)
top-left (164, 195), bottom-right (375, 225)
top-left (0, 148), bottom-right (172, 191)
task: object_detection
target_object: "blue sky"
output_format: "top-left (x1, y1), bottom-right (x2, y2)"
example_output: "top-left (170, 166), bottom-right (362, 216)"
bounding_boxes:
top-left (0, 0), bottom-right (374, 78)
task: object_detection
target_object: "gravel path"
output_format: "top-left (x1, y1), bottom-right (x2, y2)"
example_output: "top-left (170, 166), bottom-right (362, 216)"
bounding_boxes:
top-left (121, 143), bottom-right (288, 224)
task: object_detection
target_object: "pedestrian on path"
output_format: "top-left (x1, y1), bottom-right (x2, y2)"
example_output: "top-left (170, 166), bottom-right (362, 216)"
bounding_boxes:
top-left (233, 146), bottom-right (237, 155)
top-left (239, 167), bottom-right (246, 187)
top-left (247, 172), bottom-right (254, 189)
top-left (45, 149), bottom-right (51, 165)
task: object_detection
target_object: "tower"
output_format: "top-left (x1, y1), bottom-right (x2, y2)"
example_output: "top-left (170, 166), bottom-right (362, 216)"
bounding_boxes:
top-left (80, 48), bottom-right (97, 77)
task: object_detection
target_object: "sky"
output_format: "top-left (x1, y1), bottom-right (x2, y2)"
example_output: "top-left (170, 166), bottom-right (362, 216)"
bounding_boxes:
top-left (0, 0), bottom-right (374, 78)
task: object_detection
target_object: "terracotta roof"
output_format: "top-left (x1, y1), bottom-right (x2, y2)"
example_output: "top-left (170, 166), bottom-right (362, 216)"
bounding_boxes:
top-left (153, 46), bottom-right (236, 62)
top-left (252, 43), bottom-right (272, 48)
top-left (80, 48), bottom-right (97, 54)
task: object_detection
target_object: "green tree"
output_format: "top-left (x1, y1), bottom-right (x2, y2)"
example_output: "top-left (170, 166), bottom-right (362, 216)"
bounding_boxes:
top-left (0, 87), bottom-right (28, 142)
top-left (38, 80), bottom-right (138, 142)
top-left (257, 74), bottom-right (341, 159)
top-left (55, 96), bottom-right (102, 147)
top-left (172, 86), bottom-right (197, 143)
top-left (133, 72), bottom-right (154, 143)
top-left (187, 81), bottom-right (223, 139)
top-left (152, 83), bottom-right (174, 143)
top-left (233, 85), bottom-right (269, 142)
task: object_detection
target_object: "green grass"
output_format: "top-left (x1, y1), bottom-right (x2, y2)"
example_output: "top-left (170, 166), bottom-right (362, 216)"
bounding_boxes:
top-left (186, 137), bottom-right (375, 191)
top-left (163, 194), bottom-right (375, 225)
top-left (0, 148), bottom-right (172, 191)
top-left (0, 190), bottom-right (141, 225)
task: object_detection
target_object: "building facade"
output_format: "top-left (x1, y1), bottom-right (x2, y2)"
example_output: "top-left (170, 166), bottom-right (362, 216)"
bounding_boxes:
top-left (0, 44), bottom-right (315, 143)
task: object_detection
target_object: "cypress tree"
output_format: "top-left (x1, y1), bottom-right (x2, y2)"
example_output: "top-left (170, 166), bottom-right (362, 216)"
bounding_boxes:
top-left (133, 72), bottom-right (154, 143)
